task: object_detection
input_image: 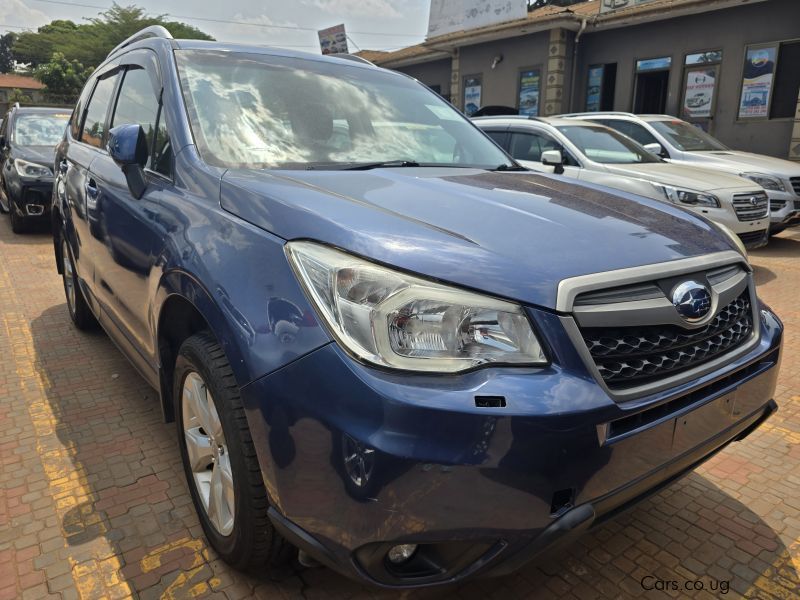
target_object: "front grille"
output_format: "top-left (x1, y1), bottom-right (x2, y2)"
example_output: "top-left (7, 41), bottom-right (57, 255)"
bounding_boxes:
top-left (732, 192), bottom-right (769, 221)
top-left (738, 231), bottom-right (767, 248)
top-left (581, 292), bottom-right (753, 388)
top-left (791, 177), bottom-right (800, 196)
top-left (771, 199), bottom-right (787, 211)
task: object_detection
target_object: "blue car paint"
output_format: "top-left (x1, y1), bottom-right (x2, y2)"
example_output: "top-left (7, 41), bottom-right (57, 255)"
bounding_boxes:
top-left (52, 36), bottom-right (782, 587)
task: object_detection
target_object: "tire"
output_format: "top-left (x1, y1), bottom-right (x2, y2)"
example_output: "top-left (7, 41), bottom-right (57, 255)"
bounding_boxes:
top-left (10, 201), bottom-right (27, 234)
top-left (61, 237), bottom-right (97, 330)
top-left (174, 332), bottom-right (292, 571)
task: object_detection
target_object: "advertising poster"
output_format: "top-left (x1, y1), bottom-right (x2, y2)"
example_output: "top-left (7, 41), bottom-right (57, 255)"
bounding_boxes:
top-left (683, 68), bottom-right (716, 119)
top-left (738, 46), bottom-right (777, 118)
top-left (464, 77), bottom-right (482, 116)
top-left (586, 66), bottom-right (604, 112)
top-left (318, 24), bottom-right (348, 55)
top-left (518, 70), bottom-right (540, 116)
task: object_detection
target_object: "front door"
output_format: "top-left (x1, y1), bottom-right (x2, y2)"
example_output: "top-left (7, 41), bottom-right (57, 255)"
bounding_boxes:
top-left (87, 50), bottom-right (173, 368)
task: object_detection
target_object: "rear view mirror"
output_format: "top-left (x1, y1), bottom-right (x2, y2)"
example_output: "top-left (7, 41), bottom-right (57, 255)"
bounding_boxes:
top-left (541, 149), bottom-right (564, 175)
top-left (644, 142), bottom-right (666, 158)
top-left (107, 124), bottom-right (148, 199)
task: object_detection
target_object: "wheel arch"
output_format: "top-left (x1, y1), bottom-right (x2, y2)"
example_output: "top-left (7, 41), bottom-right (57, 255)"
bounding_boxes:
top-left (155, 271), bottom-right (246, 422)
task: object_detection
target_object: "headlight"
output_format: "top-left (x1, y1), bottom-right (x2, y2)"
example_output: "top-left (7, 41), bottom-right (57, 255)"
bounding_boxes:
top-left (739, 172), bottom-right (785, 192)
top-left (655, 184), bottom-right (720, 208)
top-left (13, 158), bottom-right (53, 178)
top-left (286, 241), bottom-right (547, 373)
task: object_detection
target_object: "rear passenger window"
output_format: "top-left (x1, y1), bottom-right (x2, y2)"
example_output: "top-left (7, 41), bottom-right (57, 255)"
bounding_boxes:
top-left (484, 130), bottom-right (508, 149)
top-left (81, 73), bottom-right (119, 148)
top-left (111, 66), bottom-right (172, 177)
top-left (510, 132), bottom-right (543, 161)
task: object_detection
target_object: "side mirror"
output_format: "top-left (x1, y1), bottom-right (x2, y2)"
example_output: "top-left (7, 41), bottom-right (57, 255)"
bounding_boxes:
top-left (107, 124), bottom-right (148, 199)
top-left (541, 149), bottom-right (564, 175)
top-left (644, 142), bottom-right (667, 158)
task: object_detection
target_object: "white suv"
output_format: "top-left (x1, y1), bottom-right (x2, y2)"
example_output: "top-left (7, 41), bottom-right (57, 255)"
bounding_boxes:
top-left (561, 113), bottom-right (800, 234)
top-left (474, 116), bottom-right (769, 249)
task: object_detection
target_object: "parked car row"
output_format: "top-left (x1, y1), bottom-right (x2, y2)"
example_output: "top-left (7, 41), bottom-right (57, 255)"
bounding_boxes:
top-left (474, 113), bottom-right (800, 249)
top-left (0, 28), bottom-right (786, 589)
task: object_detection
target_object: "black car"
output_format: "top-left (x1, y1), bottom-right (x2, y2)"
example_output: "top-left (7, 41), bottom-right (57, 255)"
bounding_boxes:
top-left (0, 106), bottom-right (70, 233)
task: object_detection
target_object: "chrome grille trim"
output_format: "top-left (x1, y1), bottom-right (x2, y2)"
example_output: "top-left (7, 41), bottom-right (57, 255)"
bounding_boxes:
top-left (557, 252), bottom-right (759, 403)
top-left (791, 177), bottom-right (800, 196)
top-left (732, 191), bottom-right (769, 222)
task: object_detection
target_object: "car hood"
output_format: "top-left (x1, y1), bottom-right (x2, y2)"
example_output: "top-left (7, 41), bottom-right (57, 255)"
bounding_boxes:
top-left (603, 162), bottom-right (755, 192)
top-left (220, 168), bottom-right (735, 309)
top-left (15, 145), bottom-right (57, 167)
top-left (680, 150), bottom-right (800, 178)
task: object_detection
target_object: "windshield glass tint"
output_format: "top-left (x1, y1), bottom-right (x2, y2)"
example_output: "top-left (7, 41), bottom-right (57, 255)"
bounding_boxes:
top-left (649, 119), bottom-right (727, 151)
top-left (14, 113), bottom-right (69, 146)
top-left (175, 50), bottom-right (511, 170)
top-left (556, 125), bottom-right (658, 164)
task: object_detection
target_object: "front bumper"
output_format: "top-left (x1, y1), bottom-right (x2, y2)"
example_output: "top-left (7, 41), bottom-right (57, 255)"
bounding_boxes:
top-left (7, 177), bottom-right (54, 218)
top-left (240, 306), bottom-right (782, 588)
top-left (768, 190), bottom-right (800, 227)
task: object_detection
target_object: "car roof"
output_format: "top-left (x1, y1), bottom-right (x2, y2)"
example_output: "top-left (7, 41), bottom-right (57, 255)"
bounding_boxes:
top-left (473, 116), bottom-right (605, 128)
top-left (560, 112), bottom-right (677, 122)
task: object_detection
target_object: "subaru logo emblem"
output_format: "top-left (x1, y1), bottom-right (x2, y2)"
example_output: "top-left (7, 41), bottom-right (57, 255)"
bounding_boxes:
top-left (672, 281), bottom-right (712, 322)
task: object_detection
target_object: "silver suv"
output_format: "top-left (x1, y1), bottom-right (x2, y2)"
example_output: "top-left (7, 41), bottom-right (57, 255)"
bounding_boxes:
top-left (561, 112), bottom-right (800, 234)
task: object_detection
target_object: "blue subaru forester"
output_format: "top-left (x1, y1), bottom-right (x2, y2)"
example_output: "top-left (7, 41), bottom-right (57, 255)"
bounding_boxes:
top-left (52, 26), bottom-right (782, 588)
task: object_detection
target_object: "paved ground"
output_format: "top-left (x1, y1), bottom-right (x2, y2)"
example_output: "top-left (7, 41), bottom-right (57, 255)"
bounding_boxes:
top-left (0, 216), bottom-right (798, 600)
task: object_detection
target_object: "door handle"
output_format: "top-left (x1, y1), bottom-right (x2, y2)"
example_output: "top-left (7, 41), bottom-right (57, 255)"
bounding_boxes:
top-left (59, 160), bottom-right (68, 175)
top-left (85, 179), bottom-right (99, 198)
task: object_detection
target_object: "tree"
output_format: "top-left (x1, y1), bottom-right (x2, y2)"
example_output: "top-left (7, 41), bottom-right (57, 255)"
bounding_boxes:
top-left (12, 3), bottom-right (213, 70)
top-left (0, 32), bottom-right (16, 73)
top-left (34, 52), bottom-right (93, 104)
top-left (8, 88), bottom-right (32, 105)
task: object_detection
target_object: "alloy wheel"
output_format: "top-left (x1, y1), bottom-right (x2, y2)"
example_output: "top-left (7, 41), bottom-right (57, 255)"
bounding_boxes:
top-left (181, 371), bottom-right (235, 536)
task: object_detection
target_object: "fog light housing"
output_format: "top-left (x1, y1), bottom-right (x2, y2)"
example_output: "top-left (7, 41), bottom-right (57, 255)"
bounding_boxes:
top-left (387, 544), bottom-right (417, 565)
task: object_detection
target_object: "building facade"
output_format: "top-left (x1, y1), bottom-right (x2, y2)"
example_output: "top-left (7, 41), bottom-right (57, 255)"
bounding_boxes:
top-left (361, 0), bottom-right (800, 160)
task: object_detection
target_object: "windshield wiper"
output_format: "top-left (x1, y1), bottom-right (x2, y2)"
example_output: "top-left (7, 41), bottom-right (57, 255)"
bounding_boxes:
top-left (490, 163), bottom-right (527, 172)
top-left (316, 160), bottom-right (422, 171)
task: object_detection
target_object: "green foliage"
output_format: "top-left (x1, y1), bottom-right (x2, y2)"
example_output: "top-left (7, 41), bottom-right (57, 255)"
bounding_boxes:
top-left (12, 3), bottom-right (213, 69)
top-left (0, 32), bottom-right (16, 73)
top-left (8, 88), bottom-right (33, 104)
top-left (34, 52), bottom-right (93, 103)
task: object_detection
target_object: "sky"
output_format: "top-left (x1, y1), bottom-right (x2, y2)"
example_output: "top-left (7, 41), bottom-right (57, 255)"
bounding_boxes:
top-left (0, 0), bottom-right (432, 53)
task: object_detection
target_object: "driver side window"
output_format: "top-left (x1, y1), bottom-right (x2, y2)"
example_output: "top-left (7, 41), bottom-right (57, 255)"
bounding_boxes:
top-left (111, 66), bottom-right (172, 177)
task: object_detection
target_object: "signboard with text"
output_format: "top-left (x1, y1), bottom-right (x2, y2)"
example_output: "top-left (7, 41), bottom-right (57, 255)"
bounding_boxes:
top-left (683, 68), bottom-right (716, 119)
top-left (318, 24), bottom-right (348, 55)
top-left (599, 0), bottom-right (657, 14)
top-left (428, 0), bottom-right (527, 38)
top-left (738, 46), bottom-right (776, 118)
top-left (518, 69), bottom-right (540, 116)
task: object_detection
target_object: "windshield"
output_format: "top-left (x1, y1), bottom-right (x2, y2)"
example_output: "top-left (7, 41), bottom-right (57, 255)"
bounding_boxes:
top-left (175, 50), bottom-right (512, 170)
top-left (13, 113), bottom-right (69, 146)
top-left (649, 119), bottom-right (727, 152)
top-left (556, 125), bottom-right (659, 164)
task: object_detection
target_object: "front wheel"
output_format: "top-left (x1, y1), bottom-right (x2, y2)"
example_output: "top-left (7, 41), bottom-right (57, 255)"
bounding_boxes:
top-left (61, 237), bottom-right (97, 330)
top-left (10, 201), bottom-right (27, 234)
top-left (174, 332), bottom-right (292, 571)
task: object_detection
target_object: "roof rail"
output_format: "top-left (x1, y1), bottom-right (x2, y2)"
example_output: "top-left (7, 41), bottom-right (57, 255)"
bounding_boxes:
top-left (330, 53), bottom-right (375, 66)
top-left (559, 111), bottom-right (636, 118)
top-left (109, 25), bottom-right (173, 57)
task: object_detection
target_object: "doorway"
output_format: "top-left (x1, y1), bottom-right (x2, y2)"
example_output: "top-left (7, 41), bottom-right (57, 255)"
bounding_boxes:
top-left (634, 70), bottom-right (669, 113)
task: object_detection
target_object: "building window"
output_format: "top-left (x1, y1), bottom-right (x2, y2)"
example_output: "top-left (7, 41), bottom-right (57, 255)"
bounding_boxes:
top-left (770, 41), bottom-right (800, 119)
top-left (633, 57), bottom-right (671, 114)
top-left (738, 41), bottom-right (800, 120)
top-left (586, 63), bottom-right (616, 112)
top-left (681, 50), bottom-right (721, 122)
